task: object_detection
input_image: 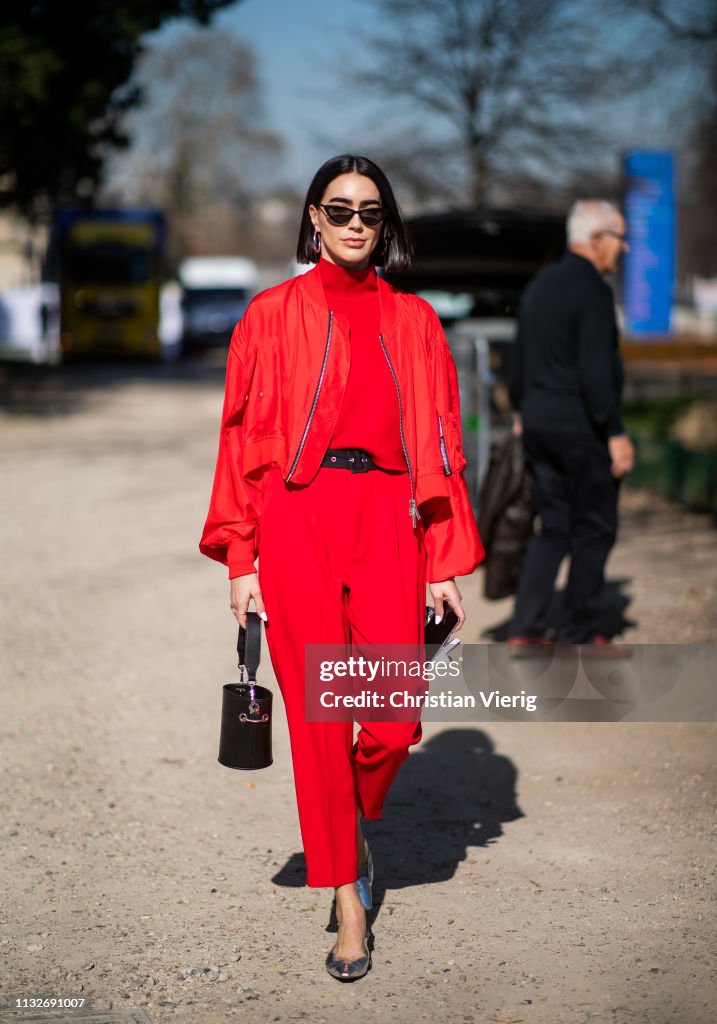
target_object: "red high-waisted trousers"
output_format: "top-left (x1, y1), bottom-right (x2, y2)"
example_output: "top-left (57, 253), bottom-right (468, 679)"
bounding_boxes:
top-left (257, 462), bottom-right (426, 888)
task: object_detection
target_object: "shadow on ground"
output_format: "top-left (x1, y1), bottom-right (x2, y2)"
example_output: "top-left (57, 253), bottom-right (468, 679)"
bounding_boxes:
top-left (481, 578), bottom-right (636, 642)
top-left (272, 727), bottom-right (523, 933)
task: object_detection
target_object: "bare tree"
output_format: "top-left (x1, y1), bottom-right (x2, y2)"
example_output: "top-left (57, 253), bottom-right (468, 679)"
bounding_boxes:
top-left (685, 87), bottom-right (717, 275)
top-left (627, 0), bottom-right (717, 42)
top-left (635, 0), bottom-right (717, 277)
top-left (0, 0), bottom-right (238, 218)
top-left (104, 26), bottom-right (283, 262)
top-left (350, 0), bottom-right (645, 206)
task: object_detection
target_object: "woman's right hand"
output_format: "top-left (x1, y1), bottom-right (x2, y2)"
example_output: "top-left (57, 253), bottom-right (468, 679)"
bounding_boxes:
top-left (229, 573), bottom-right (267, 628)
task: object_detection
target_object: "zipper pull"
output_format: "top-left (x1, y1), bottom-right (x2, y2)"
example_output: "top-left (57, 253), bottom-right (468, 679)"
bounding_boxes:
top-left (409, 499), bottom-right (421, 527)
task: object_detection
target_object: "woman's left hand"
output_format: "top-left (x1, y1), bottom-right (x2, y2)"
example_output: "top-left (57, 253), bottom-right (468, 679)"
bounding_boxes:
top-left (428, 578), bottom-right (466, 632)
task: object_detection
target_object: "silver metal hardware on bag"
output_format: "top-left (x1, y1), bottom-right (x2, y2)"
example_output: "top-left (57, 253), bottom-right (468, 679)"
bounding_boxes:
top-left (239, 664), bottom-right (260, 710)
top-left (239, 712), bottom-right (269, 723)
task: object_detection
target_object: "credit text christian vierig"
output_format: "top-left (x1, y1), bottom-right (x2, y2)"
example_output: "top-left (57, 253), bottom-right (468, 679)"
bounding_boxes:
top-left (318, 689), bottom-right (538, 711)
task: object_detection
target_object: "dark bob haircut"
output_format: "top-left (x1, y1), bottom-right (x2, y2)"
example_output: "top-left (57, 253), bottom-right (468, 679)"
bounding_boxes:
top-left (296, 154), bottom-right (413, 273)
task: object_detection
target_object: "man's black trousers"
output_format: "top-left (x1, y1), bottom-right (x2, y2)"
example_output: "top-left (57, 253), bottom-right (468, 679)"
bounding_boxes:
top-left (509, 429), bottom-right (620, 644)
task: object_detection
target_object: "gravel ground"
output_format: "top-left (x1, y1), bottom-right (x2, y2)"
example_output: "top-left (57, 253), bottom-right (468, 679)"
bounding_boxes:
top-left (1, 361), bottom-right (715, 1024)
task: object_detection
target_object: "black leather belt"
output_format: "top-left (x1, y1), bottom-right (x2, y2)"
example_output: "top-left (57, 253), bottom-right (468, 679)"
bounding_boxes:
top-left (321, 448), bottom-right (380, 473)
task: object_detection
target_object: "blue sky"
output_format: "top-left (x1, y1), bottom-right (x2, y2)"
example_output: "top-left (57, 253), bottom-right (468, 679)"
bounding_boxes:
top-left (212, 0), bottom-right (376, 188)
top-left (146, 0), bottom-right (707, 199)
top-left (108, 0), bottom-right (409, 205)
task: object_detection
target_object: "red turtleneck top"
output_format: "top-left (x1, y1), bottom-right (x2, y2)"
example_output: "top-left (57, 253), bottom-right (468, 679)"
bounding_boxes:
top-left (318, 257), bottom-right (405, 470)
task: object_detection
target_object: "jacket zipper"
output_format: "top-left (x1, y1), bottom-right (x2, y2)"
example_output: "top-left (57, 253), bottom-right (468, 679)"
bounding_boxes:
top-left (379, 333), bottom-right (421, 529)
top-left (438, 414), bottom-right (453, 476)
top-left (286, 311), bottom-right (334, 481)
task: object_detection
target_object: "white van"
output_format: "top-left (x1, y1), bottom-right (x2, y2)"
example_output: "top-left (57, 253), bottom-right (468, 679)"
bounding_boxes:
top-left (179, 256), bottom-right (258, 349)
top-left (0, 284), bottom-right (61, 365)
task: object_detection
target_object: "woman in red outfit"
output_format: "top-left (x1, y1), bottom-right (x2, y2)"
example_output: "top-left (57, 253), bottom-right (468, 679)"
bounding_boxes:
top-left (200, 155), bottom-right (483, 981)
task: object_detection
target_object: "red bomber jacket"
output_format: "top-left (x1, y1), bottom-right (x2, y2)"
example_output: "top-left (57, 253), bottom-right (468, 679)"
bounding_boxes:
top-left (199, 265), bottom-right (485, 582)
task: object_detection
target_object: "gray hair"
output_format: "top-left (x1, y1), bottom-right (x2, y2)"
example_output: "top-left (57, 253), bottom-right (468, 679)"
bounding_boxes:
top-left (567, 200), bottom-right (622, 246)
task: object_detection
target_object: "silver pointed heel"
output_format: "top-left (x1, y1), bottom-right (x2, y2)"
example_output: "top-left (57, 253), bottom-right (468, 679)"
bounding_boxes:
top-left (325, 932), bottom-right (372, 982)
top-left (356, 844), bottom-right (374, 910)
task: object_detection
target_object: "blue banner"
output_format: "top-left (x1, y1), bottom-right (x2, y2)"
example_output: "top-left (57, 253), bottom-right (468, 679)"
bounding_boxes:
top-left (624, 151), bottom-right (675, 336)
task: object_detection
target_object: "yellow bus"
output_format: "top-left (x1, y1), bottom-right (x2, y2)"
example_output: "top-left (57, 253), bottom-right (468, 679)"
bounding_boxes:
top-left (56, 209), bottom-right (166, 357)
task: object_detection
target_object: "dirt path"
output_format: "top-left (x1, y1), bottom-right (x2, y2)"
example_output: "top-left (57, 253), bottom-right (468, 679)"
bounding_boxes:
top-left (1, 363), bottom-right (715, 1024)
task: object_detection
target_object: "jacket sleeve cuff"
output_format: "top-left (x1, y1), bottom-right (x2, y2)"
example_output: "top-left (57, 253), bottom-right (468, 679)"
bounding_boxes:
top-left (421, 477), bottom-right (486, 581)
top-left (605, 412), bottom-right (626, 437)
top-left (227, 537), bottom-right (257, 579)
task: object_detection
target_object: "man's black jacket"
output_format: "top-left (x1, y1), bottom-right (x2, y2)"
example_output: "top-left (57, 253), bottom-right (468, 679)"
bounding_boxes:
top-left (508, 251), bottom-right (625, 438)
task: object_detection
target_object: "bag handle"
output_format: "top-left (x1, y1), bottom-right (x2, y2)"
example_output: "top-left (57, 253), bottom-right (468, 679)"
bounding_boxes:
top-left (237, 612), bottom-right (262, 683)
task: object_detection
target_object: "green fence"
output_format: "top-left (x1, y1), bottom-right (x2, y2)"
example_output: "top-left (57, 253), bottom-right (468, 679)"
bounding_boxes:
top-left (628, 435), bottom-right (717, 517)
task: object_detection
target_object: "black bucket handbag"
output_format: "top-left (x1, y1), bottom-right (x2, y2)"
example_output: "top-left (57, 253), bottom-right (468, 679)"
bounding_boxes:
top-left (218, 612), bottom-right (273, 770)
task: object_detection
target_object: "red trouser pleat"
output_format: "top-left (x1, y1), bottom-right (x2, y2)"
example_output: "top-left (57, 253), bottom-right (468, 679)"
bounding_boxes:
top-left (257, 463), bottom-right (426, 888)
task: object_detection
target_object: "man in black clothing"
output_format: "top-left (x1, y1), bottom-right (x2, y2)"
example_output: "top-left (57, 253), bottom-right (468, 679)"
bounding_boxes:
top-left (507, 200), bottom-right (634, 651)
